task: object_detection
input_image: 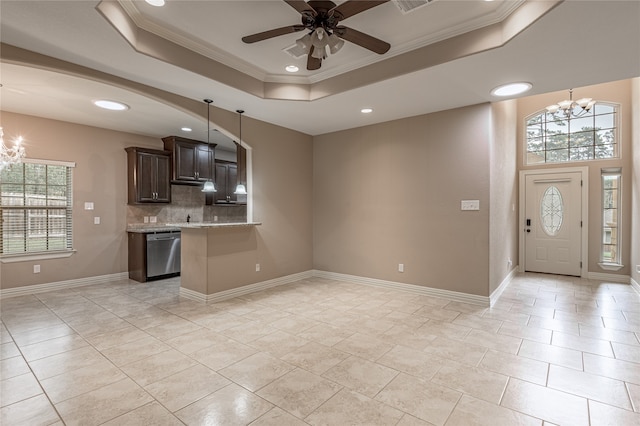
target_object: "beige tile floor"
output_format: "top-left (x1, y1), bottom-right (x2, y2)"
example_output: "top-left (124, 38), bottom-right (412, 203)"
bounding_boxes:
top-left (1, 273), bottom-right (640, 425)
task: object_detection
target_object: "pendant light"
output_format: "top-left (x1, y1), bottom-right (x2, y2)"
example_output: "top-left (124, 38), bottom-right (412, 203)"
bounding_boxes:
top-left (201, 98), bottom-right (217, 193)
top-left (234, 109), bottom-right (248, 195)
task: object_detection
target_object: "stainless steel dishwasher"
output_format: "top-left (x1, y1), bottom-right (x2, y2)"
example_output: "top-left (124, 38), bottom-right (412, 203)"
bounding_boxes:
top-left (146, 231), bottom-right (181, 279)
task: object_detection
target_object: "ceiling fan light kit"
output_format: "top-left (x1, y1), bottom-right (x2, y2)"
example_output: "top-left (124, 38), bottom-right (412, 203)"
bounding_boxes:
top-left (242, 0), bottom-right (391, 70)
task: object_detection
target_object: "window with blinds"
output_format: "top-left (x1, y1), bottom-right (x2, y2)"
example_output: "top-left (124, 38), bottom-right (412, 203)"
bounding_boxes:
top-left (0, 159), bottom-right (74, 256)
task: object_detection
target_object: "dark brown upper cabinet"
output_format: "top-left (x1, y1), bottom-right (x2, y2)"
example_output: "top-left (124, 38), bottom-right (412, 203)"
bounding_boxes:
top-left (162, 136), bottom-right (216, 185)
top-left (214, 161), bottom-right (238, 204)
top-left (125, 147), bottom-right (171, 204)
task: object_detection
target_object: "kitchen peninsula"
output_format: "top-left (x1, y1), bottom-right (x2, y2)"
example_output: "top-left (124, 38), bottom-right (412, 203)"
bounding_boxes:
top-left (166, 221), bottom-right (262, 302)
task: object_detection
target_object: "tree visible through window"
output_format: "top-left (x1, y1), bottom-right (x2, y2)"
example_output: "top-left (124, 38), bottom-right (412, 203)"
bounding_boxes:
top-left (0, 160), bottom-right (74, 256)
top-left (526, 103), bottom-right (618, 164)
top-left (601, 168), bottom-right (622, 267)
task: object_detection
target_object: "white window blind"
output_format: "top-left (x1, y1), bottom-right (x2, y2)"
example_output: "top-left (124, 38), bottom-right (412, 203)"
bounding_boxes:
top-left (0, 159), bottom-right (75, 256)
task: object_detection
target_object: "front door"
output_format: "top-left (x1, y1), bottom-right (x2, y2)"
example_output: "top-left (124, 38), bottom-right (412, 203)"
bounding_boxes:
top-left (524, 172), bottom-right (582, 276)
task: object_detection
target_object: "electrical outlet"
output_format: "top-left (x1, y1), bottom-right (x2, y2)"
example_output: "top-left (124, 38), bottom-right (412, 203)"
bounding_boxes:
top-left (507, 258), bottom-right (513, 268)
top-left (398, 263), bottom-right (404, 273)
top-left (33, 264), bottom-right (40, 273)
top-left (637, 265), bottom-right (640, 274)
top-left (150, 216), bottom-right (157, 223)
top-left (144, 216), bottom-right (149, 223)
top-left (214, 215), bottom-right (218, 222)
top-left (255, 263), bottom-right (261, 272)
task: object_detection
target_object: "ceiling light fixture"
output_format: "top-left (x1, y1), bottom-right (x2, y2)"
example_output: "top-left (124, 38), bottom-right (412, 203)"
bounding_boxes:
top-left (0, 127), bottom-right (26, 171)
top-left (491, 82), bottom-right (532, 97)
top-left (545, 88), bottom-right (596, 118)
top-left (93, 99), bottom-right (129, 111)
top-left (181, 127), bottom-right (192, 132)
top-left (285, 65), bottom-right (299, 73)
top-left (361, 108), bottom-right (373, 114)
top-left (234, 110), bottom-right (247, 195)
top-left (295, 27), bottom-right (344, 62)
top-left (145, 0), bottom-right (165, 6)
top-left (201, 99), bottom-right (216, 193)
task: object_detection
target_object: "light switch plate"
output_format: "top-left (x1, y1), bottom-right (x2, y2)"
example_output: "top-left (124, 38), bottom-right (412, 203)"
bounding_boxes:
top-left (94, 217), bottom-right (100, 225)
top-left (84, 202), bottom-right (94, 210)
top-left (461, 200), bottom-right (480, 211)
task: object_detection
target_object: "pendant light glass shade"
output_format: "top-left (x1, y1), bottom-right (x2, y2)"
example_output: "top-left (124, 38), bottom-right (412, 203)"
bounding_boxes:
top-left (296, 33), bottom-right (311, 50)
top-left (234, 183), bottom-right (247, 195)
top-left (202, 180), bottom-right (216, 192)
top-left (327, 33), bottom-right (344, 54)
top-left (311, 45), bottom-right (326, 59)
top-left (201, 98), bottom-right (217, 193)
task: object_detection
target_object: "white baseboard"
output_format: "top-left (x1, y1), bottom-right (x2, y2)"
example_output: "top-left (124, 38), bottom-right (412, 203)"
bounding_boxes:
top-left (312, 270), bottom-right (489, 306)
top-left (490, 266), bottom-right (518, 306)
top-left (0, 272), bottom-right (130, 299)
top-left (179, 270), bottom-right (314, 303)
top-left (631, 277), bottom-right (640, 295)
top-left (587, 272), bottom-right (630, 284)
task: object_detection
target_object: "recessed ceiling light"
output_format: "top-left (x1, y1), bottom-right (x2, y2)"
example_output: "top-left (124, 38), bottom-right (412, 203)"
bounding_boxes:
top-left (93, 100), bottom-right (129, 111)
top-left (181, 127), bottom-right (192, 132)
top-left (145, 0), bottom-right (165, 6)
top-left (361, 108), bottom-right (373, 114)
top-left (285, 65), bottom-right (299, 73)
top-left (491, 82), bottom-right (532, 97)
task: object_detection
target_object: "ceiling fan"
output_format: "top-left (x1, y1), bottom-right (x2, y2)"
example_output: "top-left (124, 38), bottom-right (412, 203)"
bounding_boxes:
top-left (242, 0), bottom-right (391, 71)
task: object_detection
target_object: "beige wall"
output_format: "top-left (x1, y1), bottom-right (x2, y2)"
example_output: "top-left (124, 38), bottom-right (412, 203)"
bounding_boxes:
top-left (0, 112), bottom-right (158, 289)
top-left (631, 78), bottom-right (640, 286)
top-left (489, 100), bottom-right (518, 293)
top-left (0, 111), bottom-right (314, 290)
top-left (516, 80), bottom-right (633, 276)
top-left (313, 104), bottom-right (492, 296)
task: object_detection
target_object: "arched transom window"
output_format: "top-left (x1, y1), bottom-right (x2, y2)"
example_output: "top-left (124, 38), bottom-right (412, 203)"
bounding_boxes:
top-left (525, 102), bottom-right (619, 164)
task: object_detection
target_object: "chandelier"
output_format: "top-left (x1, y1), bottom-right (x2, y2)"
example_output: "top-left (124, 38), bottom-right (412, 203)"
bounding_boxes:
top-left (0, 127), bottom-right (26, 171)
top-left (545, 89), bottom-right (596, 118)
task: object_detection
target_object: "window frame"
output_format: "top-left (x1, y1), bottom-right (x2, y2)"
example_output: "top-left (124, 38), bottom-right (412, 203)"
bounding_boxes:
top-left (1, 158), bottom-right (76, 262)
top-left (599, 167), bottom-right (623, 270)
top-left (524, 102), bottom-right (620, 165)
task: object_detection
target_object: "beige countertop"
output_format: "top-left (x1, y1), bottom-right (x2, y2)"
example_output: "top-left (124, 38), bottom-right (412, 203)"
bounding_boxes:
top-left (127, 222), bottom-right (260, 233)
top-left (126, 224), bottom-right (181, 233)
top-left (165, 222), bottom-right (261, 229)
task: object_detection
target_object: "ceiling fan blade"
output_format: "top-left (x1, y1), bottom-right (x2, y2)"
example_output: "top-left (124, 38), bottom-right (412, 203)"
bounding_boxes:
top-left (307, 46), bottom-right (322, 70)
top-left (331, 0), bottom-right (390, 20)
top-left (242, 25), bottom-right (306, 43)
top-left (284, 0), bottom-right (316, 15)
top-left (335, 26), bottom-right (390, 54)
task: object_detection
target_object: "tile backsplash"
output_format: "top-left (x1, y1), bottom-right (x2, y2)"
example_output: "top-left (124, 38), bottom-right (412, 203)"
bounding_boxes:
top-left (127, 185), bottom-right (247, 224)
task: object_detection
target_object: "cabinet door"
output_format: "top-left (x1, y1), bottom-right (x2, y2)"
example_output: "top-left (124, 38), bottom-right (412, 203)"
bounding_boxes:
top-left (227, 164), bottom-right (238, 203)
top-left (196, 144), bottom-right (215, 181)
top-left (174, 141), bottom-right (198, 181)
top-left (214, 163), bottom-right (229, 203)
top-left (137, 152), bottom-right (157, 202)
top-left (154, 154), bottom-right (171, 202)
